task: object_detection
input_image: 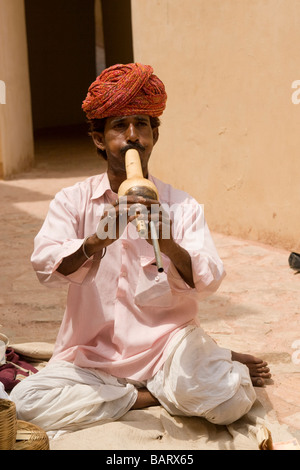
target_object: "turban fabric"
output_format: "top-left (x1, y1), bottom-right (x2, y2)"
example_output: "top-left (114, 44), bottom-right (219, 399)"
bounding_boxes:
top-left (82, 63), bottom-right (167, 120)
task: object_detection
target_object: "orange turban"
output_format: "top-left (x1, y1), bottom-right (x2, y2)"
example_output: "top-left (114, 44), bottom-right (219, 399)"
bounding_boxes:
top-left (82, 63), bottom-right (167, 120)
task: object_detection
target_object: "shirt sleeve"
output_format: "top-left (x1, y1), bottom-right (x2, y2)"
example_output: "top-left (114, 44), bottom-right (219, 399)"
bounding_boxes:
top-left (31, 187), bottom-right (97, 287)
top-left (167, 200), bottom-right (225, 298)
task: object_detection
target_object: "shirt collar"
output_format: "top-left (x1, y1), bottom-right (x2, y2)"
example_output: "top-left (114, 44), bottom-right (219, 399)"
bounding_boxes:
top-left (91, 172), bottom-right (117, 201)
top-left (91, 172), bottom-right (158, 201)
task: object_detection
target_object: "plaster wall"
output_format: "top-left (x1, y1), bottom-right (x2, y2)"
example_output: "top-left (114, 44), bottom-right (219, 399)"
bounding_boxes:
top-left (131, 0), bottom-right (300, 251)
top-left (0, 0), bottom-right (34, 178)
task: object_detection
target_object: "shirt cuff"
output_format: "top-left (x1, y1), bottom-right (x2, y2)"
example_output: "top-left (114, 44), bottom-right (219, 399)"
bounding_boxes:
top-left (167, 251), bottom-right (225, 296)
top-left (167, 261), bottom-right (193, 292)
top-left (52, 239), bottom-right (95, 285)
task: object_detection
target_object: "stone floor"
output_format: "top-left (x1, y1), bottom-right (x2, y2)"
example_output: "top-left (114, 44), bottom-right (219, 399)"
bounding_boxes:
top-left (1, 126), bottom-right (299, 444)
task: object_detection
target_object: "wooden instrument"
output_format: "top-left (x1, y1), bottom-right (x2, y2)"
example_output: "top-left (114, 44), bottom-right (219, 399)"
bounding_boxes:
top-left (118, 149), bottom-right (164, 272)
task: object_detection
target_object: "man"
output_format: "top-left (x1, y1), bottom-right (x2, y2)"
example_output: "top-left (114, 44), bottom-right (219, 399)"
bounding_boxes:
top-left (11, 63), bottom-right (270, 433)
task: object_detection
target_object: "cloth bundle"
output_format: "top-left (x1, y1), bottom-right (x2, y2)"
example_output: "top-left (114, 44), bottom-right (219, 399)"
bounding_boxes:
top-left (0, 348), bottom-right (38, 392)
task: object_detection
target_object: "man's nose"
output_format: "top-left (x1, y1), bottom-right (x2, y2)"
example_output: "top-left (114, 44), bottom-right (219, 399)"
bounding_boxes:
top-left (126, 123), bottom-right (139, 142)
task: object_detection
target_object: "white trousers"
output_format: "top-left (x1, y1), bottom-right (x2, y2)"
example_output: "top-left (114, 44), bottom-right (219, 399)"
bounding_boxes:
top-left (10, 326), bottom-right (256, 432)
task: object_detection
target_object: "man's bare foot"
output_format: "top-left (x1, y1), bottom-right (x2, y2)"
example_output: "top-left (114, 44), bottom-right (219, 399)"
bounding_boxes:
top-left (231, 351), bottom-right (271, 387)
top-left (131, 388), bottom-right (160, 409)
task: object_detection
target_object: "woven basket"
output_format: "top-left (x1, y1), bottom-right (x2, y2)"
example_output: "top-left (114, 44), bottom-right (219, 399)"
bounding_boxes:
top-left (0, 399), bottom-right (17, 450)
top-left (0, 333), bottom-right (9, 344)
top-left (14, 420), bottom-right (49, 450)
top-left (0, 333), bottom-right (9, 365)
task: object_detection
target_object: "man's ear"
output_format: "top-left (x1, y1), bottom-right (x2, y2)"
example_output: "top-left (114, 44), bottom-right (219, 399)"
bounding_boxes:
top-left (152, 127), bottom-right (159, 145)
top-left (91, 131), bottom-right (106, 152)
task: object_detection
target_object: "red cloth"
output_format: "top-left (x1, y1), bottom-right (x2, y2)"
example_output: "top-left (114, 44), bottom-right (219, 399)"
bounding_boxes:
top-left (0, 348), bottom-right (38, 392)
top-left (82, 63), bottom-right (167, 119)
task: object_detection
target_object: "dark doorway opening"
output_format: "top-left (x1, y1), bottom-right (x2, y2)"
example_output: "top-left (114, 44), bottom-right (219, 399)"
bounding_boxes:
top-left (100, 0), bottom-right (134, 68)
top-left (25, 0), bottom-right (134, 133)
top-left (25, 0), bottom-right (96, 132)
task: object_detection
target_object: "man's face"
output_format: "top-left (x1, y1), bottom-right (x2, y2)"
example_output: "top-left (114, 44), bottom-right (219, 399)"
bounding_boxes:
top-left (94, 115), bottom-right (159, 178)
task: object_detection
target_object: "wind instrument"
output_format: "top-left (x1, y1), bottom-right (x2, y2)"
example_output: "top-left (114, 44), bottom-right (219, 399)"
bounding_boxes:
top-left (118, 148), bottom-right (164, 272)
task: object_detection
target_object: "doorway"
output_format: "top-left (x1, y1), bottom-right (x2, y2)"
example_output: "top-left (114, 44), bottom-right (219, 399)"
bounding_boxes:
top-left (25, 0), bottom-right (134, 133)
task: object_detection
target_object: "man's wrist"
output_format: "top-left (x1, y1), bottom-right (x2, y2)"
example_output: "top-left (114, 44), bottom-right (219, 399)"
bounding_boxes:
top-left (160, 238), bottom-right (178, 258)
top-left (83, 234), bottom-right (106, 258)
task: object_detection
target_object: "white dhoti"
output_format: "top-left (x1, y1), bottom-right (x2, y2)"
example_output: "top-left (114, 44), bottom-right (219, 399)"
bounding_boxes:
top-left (147, 326), bottom-right (257, 425)
top-left (10, 326), bottom-right (256, 432)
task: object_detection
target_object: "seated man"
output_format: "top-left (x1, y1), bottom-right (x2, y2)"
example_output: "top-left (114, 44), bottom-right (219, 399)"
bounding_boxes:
top-left (11, 63), bottom-right (270, 433)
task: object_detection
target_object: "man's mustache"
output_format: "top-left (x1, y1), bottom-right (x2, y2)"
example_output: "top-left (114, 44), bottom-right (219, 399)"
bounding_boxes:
top-left (120, 143), bottom-right (146, 156)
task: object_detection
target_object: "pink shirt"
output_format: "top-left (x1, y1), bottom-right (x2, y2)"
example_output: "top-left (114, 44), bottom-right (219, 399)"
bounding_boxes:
top-left (31, 172), bottom-right (225, 381)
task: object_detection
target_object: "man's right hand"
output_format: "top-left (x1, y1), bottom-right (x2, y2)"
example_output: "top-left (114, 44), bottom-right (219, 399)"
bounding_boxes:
top-left (56, 196), bottom-right (149, 276)
top-left (94, 195), bottom-right (147, 249)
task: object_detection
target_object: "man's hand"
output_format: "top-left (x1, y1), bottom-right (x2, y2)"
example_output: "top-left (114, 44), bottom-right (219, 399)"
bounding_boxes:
top-left (56, 196), bottom-right (153, 276)
top-left (57, 196), bottom-right (195, 288)
top-left (95, 196), bottom-right (147, 248)
top-left (137, 199), bottom-right (195, 288)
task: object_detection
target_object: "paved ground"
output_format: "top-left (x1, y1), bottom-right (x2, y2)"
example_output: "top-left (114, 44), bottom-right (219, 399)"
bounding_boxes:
top-left (1, 127), bottom-right (299, 443)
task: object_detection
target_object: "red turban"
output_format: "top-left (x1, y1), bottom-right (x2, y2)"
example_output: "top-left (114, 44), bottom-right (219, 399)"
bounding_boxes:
top-left (82, 63), bottom-right (167, 120)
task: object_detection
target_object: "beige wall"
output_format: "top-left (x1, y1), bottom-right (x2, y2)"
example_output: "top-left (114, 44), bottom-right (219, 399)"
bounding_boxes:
top-left (131, 0), bottom-right (300, 251)
top-left (0, 0), bottom-right (34, 178)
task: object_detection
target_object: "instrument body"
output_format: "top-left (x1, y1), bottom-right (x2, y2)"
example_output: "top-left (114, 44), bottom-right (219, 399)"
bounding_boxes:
top-left (118, 149), bottom-right (164, 272)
